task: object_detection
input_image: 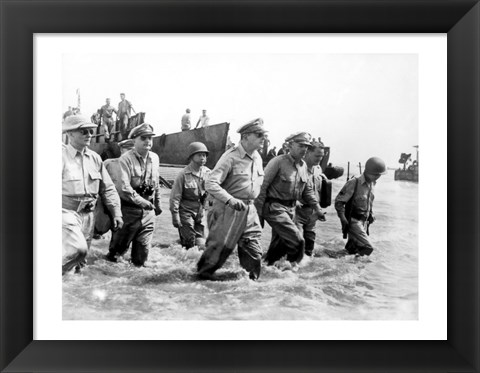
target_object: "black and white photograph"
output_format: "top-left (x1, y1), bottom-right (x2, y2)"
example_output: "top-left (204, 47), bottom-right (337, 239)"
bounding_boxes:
top-left (35, 34), bottom-right (446, 340)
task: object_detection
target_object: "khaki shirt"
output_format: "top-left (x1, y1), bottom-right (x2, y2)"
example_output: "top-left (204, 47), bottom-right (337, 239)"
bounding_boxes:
top-left (169, 164), bottom-right (211, 215)
top-left (334, 174), bottom-right (375, 217)
top-left (115, 149), bottom-right (161, 207)
top-left (100, 104), bottom-right (116, 119)
top-left (298, 165), bottom-right (323, 205)
top-left (62, 143), bottom-right (121, 217)
top-left (255, 154), bottom-right (319, 211)
top-left (205, 143), bottom-right (264, 204)
top-left (118, 99), bottom-right (133, 117)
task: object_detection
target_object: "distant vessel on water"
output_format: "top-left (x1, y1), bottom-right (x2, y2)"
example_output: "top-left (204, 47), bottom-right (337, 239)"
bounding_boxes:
top-left (394, 145), bottom-right (419, 182)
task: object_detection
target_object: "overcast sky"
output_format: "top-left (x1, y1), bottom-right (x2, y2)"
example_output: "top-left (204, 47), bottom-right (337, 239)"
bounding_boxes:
top-left (63, 53), bottom-right (418, 168)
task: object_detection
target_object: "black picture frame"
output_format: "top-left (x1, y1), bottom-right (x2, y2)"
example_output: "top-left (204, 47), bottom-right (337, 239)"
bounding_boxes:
top-left (1, 0), bottom-right (479, 372)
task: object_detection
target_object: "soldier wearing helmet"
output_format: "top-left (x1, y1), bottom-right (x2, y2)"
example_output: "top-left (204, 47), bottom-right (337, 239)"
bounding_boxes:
top-left (62, 115), bottom-right (123, 275)
top-left (106, 123), bottom-right (162, 266)
top-left (196, 118), bottom-right (267, 280)
top-left (334, 156), bottom-right (387, 257)
top-left (169, 142), bottom-right (211, 249)
top-left (255, 132), bottom-right (325, 268)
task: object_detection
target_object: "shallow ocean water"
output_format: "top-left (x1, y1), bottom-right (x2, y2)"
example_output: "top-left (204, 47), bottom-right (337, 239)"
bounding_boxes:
top-left (63, 174), bottom-right (418, 320)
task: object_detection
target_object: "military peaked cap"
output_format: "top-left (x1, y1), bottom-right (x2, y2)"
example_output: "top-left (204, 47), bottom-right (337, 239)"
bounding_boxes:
top-left (128, 123), bottom-right (156, 139)
top-left (237, 118), bottom-right (268, 135)
top-left (118, 139), bottom-right (135, 150)
top-left (285, 132), bottom-right (312, 146)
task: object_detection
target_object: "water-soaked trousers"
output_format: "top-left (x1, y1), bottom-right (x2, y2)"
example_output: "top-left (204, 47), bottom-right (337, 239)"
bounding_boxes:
top-left (345, 217), bottom-right (374, 256)
top-left (263, 201), bottom-right (305, 265)
top-left (178, 203), bottom-right (205, 249)
top-left (108, 205), bottom-right (155, 266)
top-left (197, 199), bottom-right (262, 280)
top-left (294, 205), bottom-right (317, 256)
top-left (62, 208), bottom-right (95, 275)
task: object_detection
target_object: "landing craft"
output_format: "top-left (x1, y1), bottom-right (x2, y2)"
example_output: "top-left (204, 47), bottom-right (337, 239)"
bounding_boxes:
top-left (394, 145), bottom-right (419, 182)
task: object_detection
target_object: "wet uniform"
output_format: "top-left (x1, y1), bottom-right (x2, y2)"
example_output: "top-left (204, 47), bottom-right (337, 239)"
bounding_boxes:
top-left (169, 164), bottom-right (211, 248)
top-left (108, 149), bottom-right (161, 266)
top-left (255, 154), bottom-right (319, 264)
top-left (197, 143), bottom-right (264, 279)
top-left (294, 164), bottom-right (323, 256)
top-left (334, 174), bottom-right (375, 255)
top-left (62, 143), bottom-right (121, 274)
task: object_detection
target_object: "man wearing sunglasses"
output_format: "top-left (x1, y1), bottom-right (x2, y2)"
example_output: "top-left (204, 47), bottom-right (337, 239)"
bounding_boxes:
top-left (196, 118), bottom-right (266, 280)
top-left (62, 115), bottom-right (123, 275)
top-left (106, 123), bottom-right (162, 267)
top-left (255, 132), bottom-right (325, 269)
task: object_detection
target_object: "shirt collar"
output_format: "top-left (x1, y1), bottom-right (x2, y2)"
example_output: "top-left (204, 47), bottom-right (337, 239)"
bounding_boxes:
top-left (286, 154), bottom-right (305, 167)
top-left (132, 149), bottom-right (150, 162)
top-left (237, 143), bottom-right (260, 161)
top-left (66, 143), bottom-right (92, 157)
top-left (359, 174), bottom-right (376, 186)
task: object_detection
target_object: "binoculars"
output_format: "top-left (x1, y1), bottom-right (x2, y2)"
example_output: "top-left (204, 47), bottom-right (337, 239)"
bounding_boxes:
top-left (135, 182), bottom-right (155, 197)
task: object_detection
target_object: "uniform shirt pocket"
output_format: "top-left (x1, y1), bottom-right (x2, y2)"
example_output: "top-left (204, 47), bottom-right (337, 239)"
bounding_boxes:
top-left (232, 165), bottom-right (249, 177)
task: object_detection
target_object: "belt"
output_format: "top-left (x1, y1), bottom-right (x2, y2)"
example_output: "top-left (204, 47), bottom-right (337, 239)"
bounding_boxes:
top-left (266, 197), bottom-right (296, 207)
top-left (351, 211), bottom-right (368, 221)
top-left (62, 195), bottom-right (97, 212)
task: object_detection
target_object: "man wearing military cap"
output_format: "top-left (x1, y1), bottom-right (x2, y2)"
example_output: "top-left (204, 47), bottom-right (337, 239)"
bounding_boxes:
top-left (255, 132), bottom-right (325, 268)
top-left (196, 118), bottom-right (266, 280)
top-left (169, 142), bottom-right (211, 249)
top-left (106, 123), bottom-right (162, 266)
top-left (62, 115), bottom-right (123, 275)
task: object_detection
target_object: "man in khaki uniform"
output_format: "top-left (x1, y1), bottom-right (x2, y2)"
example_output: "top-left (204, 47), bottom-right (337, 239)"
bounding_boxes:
top-left (334, 157), bottom-right (387, 257)
top-left (169, 142), bottom-right (211, 249)
top-left (255, 132), bottom-right (325, 267)
top-left (106, 123), bottom-right (162, 266)
top-left (62, 115), bottom-right (123, 275)
top-left (294, 141), bottom-right (326, 256)
top-left (197, 118), bottom-right (267, 280)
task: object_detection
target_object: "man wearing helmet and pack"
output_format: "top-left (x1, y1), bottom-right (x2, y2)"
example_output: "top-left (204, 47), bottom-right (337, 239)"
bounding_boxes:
top-left (106, 123), bottom-right (162, 266)
top-left (62, 115), bottom-right (123, 275)
top-left (169, 142), bottom-right (211, 249)
top-left (196, 118), bottom-right (266, 280)
top-left (334, 156), bottom-right (387, 256)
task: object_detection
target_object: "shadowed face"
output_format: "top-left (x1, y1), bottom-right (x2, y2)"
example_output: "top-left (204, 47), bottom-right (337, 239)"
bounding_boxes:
top-left (68, 128), bottom-right (95, 150)
top-left (134, 135), bottom-right (152, 155)
top-left (364, 173), bottom-right (381, 182)
top-left (306, 147), bottom-right (325, 166)
top-left (289, 142), bottom-right (309, 161)
top-left (246, 132), bottom-right (265, 152)
top-left (191, 152), bottom-right (207, 166)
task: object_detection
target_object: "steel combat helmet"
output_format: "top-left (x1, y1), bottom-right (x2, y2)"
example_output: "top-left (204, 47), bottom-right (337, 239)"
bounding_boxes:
top-left (187, 142), bottom-right (209, 159)
top-left (365, 157), bottom-right (387, 175)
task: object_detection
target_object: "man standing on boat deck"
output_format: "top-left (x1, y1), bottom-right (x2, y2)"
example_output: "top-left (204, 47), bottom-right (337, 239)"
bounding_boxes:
top-left (293, 141), bottom-right (327, 257)
top-left (100, 98), bottom-right (117, 141)
top-left (181, 108), bottom-right (192, 131)
top-left (194, 109), bottom-right (210, 129)
top-left (106, 123), bottom-right (162, 266)
top-left (334, 157), bottom-right (386, 257)
top-left (196, 118), bottom-right (266, 280)
top-left (117, 93), bottom-right (135, 139)
top-left (169, 142), bottom-right (211, 249)
top-left (62, 115), bottom-right (123, 275)
top-left (255, 132), bottom-right (325, 267)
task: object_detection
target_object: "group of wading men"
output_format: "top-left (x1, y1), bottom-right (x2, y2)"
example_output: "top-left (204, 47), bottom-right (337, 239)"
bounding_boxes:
top-left (62, 115), bottom-right (386, 280)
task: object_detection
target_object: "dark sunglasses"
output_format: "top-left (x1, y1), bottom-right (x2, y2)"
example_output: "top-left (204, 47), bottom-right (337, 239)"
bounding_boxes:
top-left (78, 128), bottom-right (95, 135)
top-left (254, 133), bottom-right (265, 138)
top-left (140, 135), bottom-right (153, 141)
